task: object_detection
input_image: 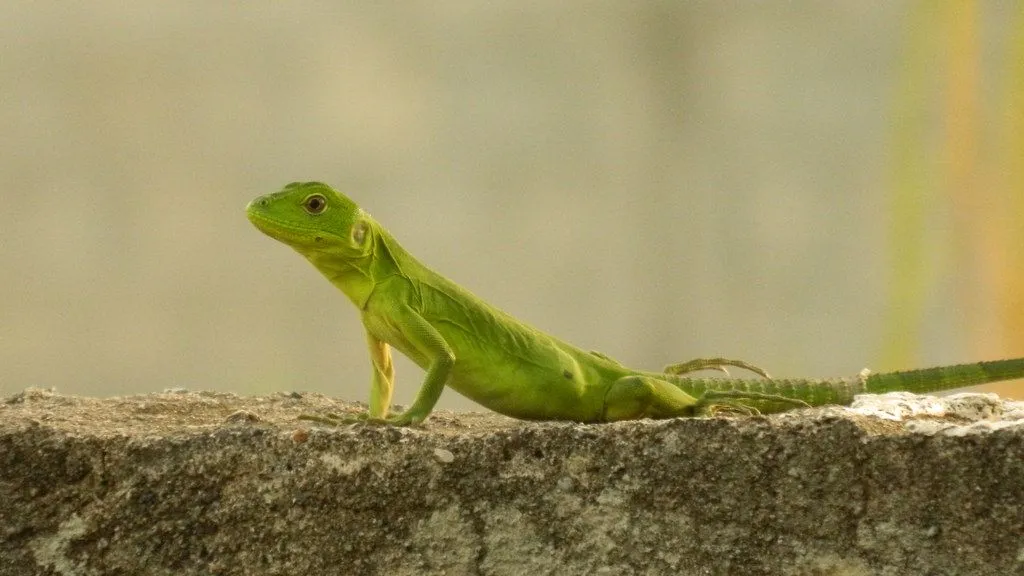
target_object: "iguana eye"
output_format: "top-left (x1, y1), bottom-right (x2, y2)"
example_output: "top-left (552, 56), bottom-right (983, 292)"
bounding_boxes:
top-left (303, 194), bottom-right (327, 214)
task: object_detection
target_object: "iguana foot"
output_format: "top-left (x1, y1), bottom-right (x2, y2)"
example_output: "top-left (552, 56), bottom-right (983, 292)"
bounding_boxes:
top-left (297, 410), bottom-right (426, 427)
top-left (699, 403), bottom-right (762, 417)
top-left (664, 357), bottom-right (771, 379)
top-left (382, 410), bottom-right (427, 426)
top-left (693, 390), bottom-right (808, 416)
top-left (297, 411), bottom-right (376, 426)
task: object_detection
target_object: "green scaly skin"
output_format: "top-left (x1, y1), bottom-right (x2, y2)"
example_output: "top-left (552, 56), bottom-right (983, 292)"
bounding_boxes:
top-left (246, 182), bottom-right (1024, 425)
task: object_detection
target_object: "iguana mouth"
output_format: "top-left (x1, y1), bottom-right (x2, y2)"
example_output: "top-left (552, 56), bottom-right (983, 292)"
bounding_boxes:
top-left (246, 209), bottom-right (342, 248)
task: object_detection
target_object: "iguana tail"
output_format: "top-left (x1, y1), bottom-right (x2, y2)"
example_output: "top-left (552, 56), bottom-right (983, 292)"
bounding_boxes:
top-left (663, 357), bottom-right (1024, 414)
top-left (865, 358), bottom-right (1024, 395)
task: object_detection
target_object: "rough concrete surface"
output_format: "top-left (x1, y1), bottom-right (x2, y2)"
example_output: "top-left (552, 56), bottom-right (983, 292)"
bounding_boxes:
top-left (2, 388), bottom-right (1023, 576)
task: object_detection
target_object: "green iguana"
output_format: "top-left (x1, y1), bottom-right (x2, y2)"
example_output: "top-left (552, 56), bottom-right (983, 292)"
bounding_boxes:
top-left (246, 182), bottom-right (1024, 425)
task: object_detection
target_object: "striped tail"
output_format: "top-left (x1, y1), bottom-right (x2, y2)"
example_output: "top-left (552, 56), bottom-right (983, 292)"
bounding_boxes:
top-left (865, 358), bottom-right (1024, 395)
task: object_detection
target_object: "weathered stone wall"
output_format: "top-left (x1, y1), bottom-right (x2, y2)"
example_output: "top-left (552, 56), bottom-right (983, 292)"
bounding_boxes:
top-left (2, 389), bottom-right (1022, 575)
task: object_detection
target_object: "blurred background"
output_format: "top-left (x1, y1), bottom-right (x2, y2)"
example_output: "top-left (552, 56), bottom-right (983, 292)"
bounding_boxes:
top-left (2, 2), bottom-right (1022, 408)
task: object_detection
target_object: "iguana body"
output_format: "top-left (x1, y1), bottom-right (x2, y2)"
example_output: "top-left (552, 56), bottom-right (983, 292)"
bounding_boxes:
top-left (246, 182), bottom-right (1024, 425)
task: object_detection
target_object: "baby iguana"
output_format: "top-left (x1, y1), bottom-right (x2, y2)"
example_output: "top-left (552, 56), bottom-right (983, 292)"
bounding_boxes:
top-left (246, 182), bottom-right (1024, 425)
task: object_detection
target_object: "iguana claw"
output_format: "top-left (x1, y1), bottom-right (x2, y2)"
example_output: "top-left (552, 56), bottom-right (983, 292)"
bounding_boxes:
top-left (297, 410), bottom-right (426, 427)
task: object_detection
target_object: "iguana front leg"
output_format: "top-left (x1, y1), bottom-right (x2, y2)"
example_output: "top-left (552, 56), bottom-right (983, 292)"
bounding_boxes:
top-left (381, 308), bottom-right (455, 425)
top-left (301, 307), bottom-right (454, 426)
top-left (298, 330), bottom-right (395, 425)
top-left (367, 330), bottom-right (395, 418)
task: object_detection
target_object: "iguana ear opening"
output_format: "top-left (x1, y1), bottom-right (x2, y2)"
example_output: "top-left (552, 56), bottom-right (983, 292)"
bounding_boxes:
top-left (352, 220), bottom-right (369, 247)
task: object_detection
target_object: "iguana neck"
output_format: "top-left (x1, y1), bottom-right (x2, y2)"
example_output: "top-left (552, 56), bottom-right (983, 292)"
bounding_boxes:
top-left (303, 228), bottom-right (409, 310)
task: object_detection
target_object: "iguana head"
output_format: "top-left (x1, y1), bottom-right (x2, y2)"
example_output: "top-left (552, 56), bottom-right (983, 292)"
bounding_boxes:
top-left (246, 182), bottom-right (373, 257)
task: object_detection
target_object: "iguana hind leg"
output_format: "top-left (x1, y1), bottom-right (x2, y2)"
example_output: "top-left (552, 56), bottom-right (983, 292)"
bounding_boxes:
top-left (663, 357), bottom-right (771, 379)
top-left (603, 375), bottom-right (702, 421)
top-left (602, 375), bottom-right (805, 421)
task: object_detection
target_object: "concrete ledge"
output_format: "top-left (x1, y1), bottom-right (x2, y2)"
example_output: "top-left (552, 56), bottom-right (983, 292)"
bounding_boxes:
top-left (2, 388), bottom-right (1023, 575)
